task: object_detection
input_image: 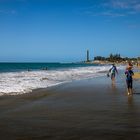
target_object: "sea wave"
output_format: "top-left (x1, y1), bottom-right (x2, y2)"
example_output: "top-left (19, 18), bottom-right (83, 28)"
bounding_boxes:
top-left (0, 65), bottom-right (124, 95)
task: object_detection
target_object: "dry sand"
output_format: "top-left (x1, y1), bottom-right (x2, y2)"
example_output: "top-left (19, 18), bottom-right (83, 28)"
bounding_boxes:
top-left (133, 72), bottom-right (140, 79)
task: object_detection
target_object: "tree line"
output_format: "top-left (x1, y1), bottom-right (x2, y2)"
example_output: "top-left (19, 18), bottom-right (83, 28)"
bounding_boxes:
top-left (94, 53), bottom-right (140, 62)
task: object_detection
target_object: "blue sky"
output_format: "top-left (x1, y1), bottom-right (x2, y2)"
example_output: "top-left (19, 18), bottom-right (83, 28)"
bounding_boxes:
top-left (0, 0), bottom-right (140, 62)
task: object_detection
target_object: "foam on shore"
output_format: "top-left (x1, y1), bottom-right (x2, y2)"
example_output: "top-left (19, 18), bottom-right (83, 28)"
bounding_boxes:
top-left (0, 65), bottom-right (124, 95)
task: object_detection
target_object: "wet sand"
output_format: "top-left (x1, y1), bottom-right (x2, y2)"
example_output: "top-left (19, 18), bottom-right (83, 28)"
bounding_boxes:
top-left (0, 76), bottom-right (140, 140)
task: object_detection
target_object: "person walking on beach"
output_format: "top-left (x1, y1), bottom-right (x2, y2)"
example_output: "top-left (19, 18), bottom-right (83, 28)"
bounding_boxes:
top-left (108, 64), bottom-right (118, 84)
top-left (125, 64), bottom-right (134, 95)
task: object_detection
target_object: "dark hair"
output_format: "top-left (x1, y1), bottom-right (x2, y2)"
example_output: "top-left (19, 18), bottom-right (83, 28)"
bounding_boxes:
top-left (128, 62), bottom-right (133, 66)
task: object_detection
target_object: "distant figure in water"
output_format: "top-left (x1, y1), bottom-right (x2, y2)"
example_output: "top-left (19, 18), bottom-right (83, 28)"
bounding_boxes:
top-left (125, 63), bottom-right (134, 95)
top-left (42, 67), bottom-right (47, 70)
top-left (108, 64), bottom-right (118, 84)
top-left (27, 69), bottom-right (31, 72)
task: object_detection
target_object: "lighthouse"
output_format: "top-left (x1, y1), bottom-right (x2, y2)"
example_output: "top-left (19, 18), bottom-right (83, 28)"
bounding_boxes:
top-left (87, 50), bottom-right (90, 62)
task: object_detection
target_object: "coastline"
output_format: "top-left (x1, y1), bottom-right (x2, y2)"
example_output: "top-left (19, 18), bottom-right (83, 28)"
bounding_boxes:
top-left (0, 75), bottom-right (140, 139)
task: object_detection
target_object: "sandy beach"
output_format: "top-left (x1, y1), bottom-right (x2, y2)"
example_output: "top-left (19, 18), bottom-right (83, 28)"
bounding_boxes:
top-left (0, 74), bottom-right (140, 140)
top-left (133, 72), bottom-right (140, 79)
top-left (1, 0), bottom-right (140, 139)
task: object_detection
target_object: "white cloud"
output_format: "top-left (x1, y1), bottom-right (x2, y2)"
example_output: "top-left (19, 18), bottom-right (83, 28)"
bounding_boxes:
top-left (101, 11), bottom-right (126, 17)
top-left (134, 3), bottom-right (140, 11)
top-left (109, 0), bottom-right (140, 11)
top-left (111, 1), bottom-right (129, 9)
top-left (127, 23), bottom-right (140, 28)
top-left (81, 0), bottom-right (140, 17)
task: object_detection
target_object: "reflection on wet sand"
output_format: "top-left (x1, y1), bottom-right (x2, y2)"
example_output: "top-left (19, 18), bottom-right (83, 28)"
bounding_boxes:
top-left (127, 95), bottom-right (134, 106)
top-left (111, 82), bottom-right (116, 90)
top-left (0, 77), bottom-right (140, 140)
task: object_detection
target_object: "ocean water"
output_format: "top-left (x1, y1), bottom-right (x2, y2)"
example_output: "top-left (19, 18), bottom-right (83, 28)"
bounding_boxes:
top-left (0, 63), bottom-right (124, 95)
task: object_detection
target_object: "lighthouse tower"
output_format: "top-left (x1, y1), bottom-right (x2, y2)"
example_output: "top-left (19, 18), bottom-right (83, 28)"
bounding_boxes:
top-left (87, 50), bottom-right (90, 62)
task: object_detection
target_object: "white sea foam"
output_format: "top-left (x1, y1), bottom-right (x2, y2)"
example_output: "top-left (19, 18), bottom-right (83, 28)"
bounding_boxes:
top-left (0, 65), bottom-right (124, 95)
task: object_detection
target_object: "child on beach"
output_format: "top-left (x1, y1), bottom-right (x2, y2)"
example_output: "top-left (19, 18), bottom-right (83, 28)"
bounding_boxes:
top-left (108, 64), bottom-right (118, 84)
top-left (125, 66), bottom-right (134, 95)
